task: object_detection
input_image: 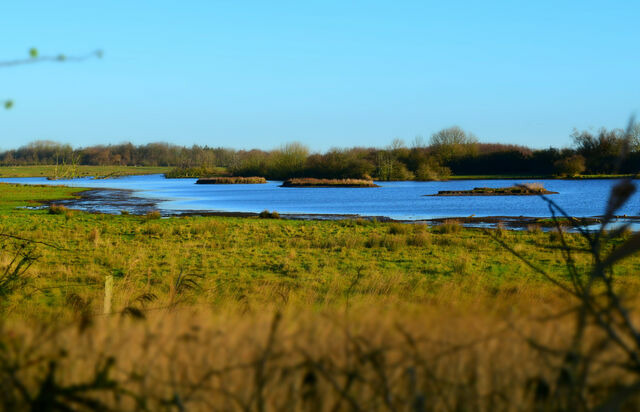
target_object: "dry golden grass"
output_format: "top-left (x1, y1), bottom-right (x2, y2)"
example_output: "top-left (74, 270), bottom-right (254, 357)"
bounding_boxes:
top-left (3, 298), bottom-right (638, 411)
top-left (196, 176), bottom-right (267, 184)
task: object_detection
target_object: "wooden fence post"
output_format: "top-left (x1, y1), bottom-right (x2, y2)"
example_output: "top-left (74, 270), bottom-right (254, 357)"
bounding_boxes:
top-left (104, 275), bottom-right (113, 315)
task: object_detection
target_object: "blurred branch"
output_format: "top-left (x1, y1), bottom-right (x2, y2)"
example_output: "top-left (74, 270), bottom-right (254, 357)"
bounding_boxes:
top-left (0, 48), bottom-right (103, 68)
top-left (2, 48), bottom-right (103, 110)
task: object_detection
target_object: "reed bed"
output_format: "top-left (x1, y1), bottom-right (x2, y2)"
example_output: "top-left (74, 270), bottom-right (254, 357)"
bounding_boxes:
top-left (281, 178), bottom-right (379, 187)
top-left (196, 176), bottom-right (267, 184)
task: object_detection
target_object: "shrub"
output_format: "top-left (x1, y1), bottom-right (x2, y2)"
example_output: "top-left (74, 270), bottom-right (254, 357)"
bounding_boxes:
top-left (414, 158), bottom-right (452, 181)
top-left (259, 210), bottom-right (280, 219)
top-left (554, 154), bottom-right (586, 176)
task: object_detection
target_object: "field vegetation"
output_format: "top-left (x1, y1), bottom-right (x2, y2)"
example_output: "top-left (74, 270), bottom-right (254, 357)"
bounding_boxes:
top-left (0, 165), bottom-right (170, 179)
top-left (1, 182), bottom-right (640, 409)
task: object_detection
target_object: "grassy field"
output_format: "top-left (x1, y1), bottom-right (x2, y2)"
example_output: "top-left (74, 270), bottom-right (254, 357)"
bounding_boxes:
top-left (1, 183), bottom-right (640, 410)
top-left (0, 165), bottom-right (171, 178)
top-left (4, 183), bottom-right (636, 318)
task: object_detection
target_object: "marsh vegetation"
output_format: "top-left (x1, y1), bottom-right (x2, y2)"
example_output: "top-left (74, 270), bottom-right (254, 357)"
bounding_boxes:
top-left (196, 176), bottom-right (267, 184)
top-left (1, 180), bottom-right (640, 410)
top-left (281, 178), bottom-right (379, 187)
top-left (430, 183), bottom-right (559, 196)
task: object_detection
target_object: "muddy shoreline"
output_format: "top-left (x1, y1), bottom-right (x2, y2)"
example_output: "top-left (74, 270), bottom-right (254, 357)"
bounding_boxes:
top-left (37, 187), bottom-right (640, 230)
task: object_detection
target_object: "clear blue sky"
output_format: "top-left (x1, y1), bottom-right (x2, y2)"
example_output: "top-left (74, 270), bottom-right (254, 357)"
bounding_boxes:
top-left (1, 1), bottom-right (638, 151)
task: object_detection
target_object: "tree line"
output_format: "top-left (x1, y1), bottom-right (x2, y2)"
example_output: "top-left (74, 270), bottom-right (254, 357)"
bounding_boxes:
top-left (2, 125), bottom-right (639, 180)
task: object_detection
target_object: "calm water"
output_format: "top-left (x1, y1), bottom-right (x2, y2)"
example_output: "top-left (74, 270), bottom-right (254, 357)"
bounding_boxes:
top-left (2, 174), bottom-right (639, 221)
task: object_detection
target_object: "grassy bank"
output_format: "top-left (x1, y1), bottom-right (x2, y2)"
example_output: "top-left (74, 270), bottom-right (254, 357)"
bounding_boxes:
top-left (0, 165), bottom-right (171, 178)
top-left (2, 183), bottom-right (640, 409)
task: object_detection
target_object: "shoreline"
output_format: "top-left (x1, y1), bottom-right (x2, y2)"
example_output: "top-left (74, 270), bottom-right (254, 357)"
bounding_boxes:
top-left (36, 186), bottom-right (640, 230)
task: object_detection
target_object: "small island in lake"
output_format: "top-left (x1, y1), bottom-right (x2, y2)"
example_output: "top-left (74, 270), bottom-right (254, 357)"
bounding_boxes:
top-left (281, 178), bottom-right (379, 188)
top-left (196, 177), bottom-right (267, 184)
top-left (427, 183), bottom-right (558, 196)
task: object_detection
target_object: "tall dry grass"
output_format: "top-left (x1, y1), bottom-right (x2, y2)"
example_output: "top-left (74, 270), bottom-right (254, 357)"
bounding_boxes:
top-left (4, 301), bottom-right (627, 411)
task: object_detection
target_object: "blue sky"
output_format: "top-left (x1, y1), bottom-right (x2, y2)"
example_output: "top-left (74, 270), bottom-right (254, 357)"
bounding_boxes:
top-left (1, 1), bottom-right (638, 151)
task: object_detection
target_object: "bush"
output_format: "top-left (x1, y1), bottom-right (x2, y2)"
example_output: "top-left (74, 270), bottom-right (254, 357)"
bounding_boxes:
top-left (414, 159), bottom-right (451, 181)
top-left (554, 154), bottom-right (586, 176)
top-left (259, 210), bottom-right (280, 219)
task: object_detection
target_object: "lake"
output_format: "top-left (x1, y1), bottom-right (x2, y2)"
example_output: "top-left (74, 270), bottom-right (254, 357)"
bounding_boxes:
top-left (2, 175), bottom-right (639, 224)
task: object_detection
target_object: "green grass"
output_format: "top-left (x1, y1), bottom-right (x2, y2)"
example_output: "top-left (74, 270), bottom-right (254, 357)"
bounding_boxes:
top-left (0, 165), bottom-right (171, 178)
top-left (0, 183), bottom-right (85, 211)
top-left (1, 183), bottom-right (638, 321)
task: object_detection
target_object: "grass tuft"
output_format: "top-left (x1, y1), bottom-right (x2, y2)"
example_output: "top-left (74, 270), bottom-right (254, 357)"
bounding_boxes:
top-left (145, 211), bottom-right (161, 220)
top-left (48, 204), bottom-right (69, 215)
